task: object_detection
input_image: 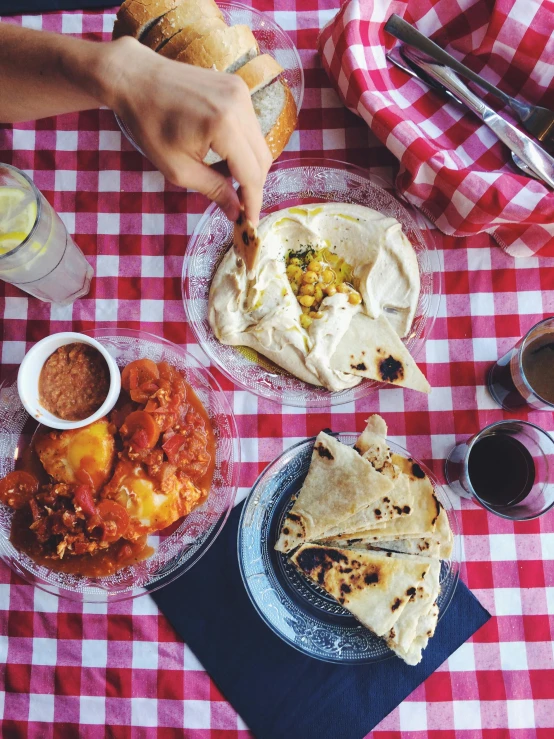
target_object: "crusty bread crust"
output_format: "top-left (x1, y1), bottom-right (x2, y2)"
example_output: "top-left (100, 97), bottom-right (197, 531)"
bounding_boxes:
top-left (158, 17), bottom-right (227, 58)
top-left (234, 54), bottom-right (283, 95)
top-left (142, 0), bottom-right (223, 51)
top-left (112, 0), bottom-right (183, 40)
top-left (265, 81), bottom-right (297, 160)
top-left (176, 24), bottom-right (258, 71)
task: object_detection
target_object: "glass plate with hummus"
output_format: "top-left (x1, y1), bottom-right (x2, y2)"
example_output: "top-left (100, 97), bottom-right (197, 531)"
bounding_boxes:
top-left (238, 429), bottom-right (460, 664)
top-left (183, 158), bottom-right (441, 407)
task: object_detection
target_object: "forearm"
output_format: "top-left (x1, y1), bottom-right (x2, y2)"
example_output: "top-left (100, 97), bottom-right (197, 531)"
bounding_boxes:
top-left (0, 23), bottom-right (124, 123)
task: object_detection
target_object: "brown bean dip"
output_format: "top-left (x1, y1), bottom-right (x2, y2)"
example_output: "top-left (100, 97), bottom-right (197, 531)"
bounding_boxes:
top-left (39, 343), bottom-right (110, 421)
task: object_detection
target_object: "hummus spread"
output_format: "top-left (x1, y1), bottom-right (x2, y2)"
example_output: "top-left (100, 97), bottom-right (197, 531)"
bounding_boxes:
top-left (208, 203), bottom-right (428, 393)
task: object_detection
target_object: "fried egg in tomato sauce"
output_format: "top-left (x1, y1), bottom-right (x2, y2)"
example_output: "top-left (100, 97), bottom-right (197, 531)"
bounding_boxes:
top-left (34, 418), bottom-right (116, 492)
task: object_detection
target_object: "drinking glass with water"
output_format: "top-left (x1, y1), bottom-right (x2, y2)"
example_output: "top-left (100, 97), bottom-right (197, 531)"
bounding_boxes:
top-left (0, 163), bottom-right (93, 304)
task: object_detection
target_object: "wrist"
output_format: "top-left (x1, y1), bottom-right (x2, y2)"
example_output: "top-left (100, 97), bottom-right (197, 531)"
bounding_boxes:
top-left (82, 36), bottom-right (139, 113)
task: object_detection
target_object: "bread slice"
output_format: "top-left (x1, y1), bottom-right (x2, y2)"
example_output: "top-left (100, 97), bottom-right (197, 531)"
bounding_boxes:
top-left (252, 80), bottom-right (297, 159)
top-left (112, 0), bottom-right (183, 40)
top-left (234, 54), bottom-right (283, 95)
top-left (142, 0), bottom-right (224, 51)
top-left (176, 24), bottom-right (258, 72)
top-left (158, 17), bottom-right (227, 59)
top-left (204, 80), bottom-right (297, 165)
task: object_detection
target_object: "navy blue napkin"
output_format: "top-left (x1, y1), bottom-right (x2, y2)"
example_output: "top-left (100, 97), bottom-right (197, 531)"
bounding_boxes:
top-left (0, 1), bottom-right (115, 13)
top-left (153, 502), bottom-right (490, 739)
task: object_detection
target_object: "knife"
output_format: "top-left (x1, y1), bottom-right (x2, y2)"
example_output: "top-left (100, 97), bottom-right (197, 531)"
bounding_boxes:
top-left (386, 46), bottom-right (538, 181)
top-left (402, 47), bottom-right (554, 189)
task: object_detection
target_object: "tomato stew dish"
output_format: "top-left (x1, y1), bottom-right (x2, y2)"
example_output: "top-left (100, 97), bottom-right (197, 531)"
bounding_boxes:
top-left (0, 359), bottom-right (215, 578)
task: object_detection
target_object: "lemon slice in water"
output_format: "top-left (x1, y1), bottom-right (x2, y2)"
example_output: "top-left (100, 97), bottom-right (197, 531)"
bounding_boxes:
top-left (0, 187), bottom-right (37, 254)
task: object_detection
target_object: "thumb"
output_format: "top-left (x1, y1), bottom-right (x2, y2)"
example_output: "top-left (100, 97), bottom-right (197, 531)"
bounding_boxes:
top-left (181, 160), bottom-right (240, 221)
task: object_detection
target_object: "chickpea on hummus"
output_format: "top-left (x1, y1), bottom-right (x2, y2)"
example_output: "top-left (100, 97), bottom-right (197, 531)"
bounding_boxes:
top-left (208, 203), bottom-right (430, 393)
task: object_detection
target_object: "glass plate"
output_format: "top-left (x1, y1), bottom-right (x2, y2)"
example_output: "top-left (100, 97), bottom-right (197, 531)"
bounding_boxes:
top-left (115, 1), bottom-right (304, 156)
top-left (0, 329), bottom-right (240, 602)
top-left (183, 158), bottom-right (441, 407)
top-left (238, 434), bottom-right (460, 664)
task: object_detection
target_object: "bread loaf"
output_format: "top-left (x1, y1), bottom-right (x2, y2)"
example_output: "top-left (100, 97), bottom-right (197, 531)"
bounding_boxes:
top-left (234, 54), bottom-right (283, 95)
top-left (177, 24), bottom-right (258, 73)
top-left (158, 17), bottom-right (227, 59)
top-left (112, 0), bottom-right (183, 40)
top-left (253, 80), bottom-right (297, 159)
top-left (141, 0), bottom-right (223, 51)
top-left (204, 80), bottom-right (297, 165)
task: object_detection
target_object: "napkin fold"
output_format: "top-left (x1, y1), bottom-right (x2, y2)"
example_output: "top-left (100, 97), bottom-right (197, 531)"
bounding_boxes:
top-left (318, 0), bottom-right (554, 257)
top-left (153, 503), bottom-right (490, 739)
top-left (0, 1), bottom-right (115, 13)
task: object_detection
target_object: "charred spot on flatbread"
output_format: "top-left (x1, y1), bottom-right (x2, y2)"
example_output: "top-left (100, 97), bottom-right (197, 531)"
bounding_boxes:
top-left (378, 355), bottom-right (404, 383)
top-left (352, 362), bottom-right (367, 371)
top-left (391, 598), bottom-right (402, 611)
top-left (412, 463), bottom-right (425, 479)
top-left (431, 494), bottom-right (442, 526)
top-left (403, 505), bottom-right (411, 514)
top-left (406, 587), bottom-right (416, 597)
top-left (241, 230), bottom-right (249, 246)
top-left (374, 509), bottom-right (382, 518)
top-left (364, 571), bottom-right (379, 585)
top-left (315, 443), bottom-right (334, 460)
top-left (295, 546), bottom-right (349, 584)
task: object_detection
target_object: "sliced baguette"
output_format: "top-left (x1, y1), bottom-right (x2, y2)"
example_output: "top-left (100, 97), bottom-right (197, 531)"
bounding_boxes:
top-left (158, 17), bottom-right (227, 59)
top-left (234, 54), bottom-right (283, 95)
top-left (253, 79), bottom-right (297, 159)
top-left (177, 24), bottom-right (258, 72)
top-left (204, 80), bottom-right (297, 165)
top-left (142, 0), bottom-right (224, 51)
top-left (112, 0), bottom-right (183, 40)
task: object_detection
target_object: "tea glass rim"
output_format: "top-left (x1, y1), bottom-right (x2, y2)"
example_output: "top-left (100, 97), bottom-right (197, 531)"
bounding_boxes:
top-left (462, 418), bottom-right (554, 521)
top-left (0, 162), bottom-right (42, 262)
top-left (516, 315), bottom-right (554, 410)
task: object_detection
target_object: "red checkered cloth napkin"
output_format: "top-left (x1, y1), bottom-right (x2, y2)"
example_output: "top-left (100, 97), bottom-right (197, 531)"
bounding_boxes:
top-left (318, 0), bottom-right (554, 258)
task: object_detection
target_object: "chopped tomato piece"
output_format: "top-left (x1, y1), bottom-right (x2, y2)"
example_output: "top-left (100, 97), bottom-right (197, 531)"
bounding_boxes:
top-left (73, 484), bottom-right (97, 518)
top-left (0, 471), bottom-right (39, 510)
top-left (121, 359), bottom-right (159, 393)
top-left (157, 362), bottom-right (176, 382)
top-left (121, 410), bottom-right (161, 449)
top-left (97, 500), bottom-right (129, 542)
top-left (162, 433), bottom-right (188, 463)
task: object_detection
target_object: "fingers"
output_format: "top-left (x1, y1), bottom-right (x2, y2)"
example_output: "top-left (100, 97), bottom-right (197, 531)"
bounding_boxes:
top-left (210, 78), bottom-right (272, 225)
top-left (183, 160), bottom-right (241, 221)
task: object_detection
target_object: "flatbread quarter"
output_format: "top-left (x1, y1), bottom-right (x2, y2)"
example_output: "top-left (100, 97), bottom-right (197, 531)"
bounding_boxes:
top-left (291, 544), bottom-right (430, 637)
top-left (274, 431), bottom-right (393, 553)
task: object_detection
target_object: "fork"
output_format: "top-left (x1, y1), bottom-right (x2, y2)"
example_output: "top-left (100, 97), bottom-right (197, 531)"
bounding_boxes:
top-left (385, 14), bottom-right (554, 152)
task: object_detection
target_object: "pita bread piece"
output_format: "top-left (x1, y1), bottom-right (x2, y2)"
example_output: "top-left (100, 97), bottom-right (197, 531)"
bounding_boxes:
top-left (274, 432), bottom-right (393, 553)
top-left (386, 557), bottom-right (440, 664)
top-left (318, 472), bottom-right (413, 539)
top-left (330, 313), bottom-right (431, 394)
top-left (321, 535), bottom-right (442, 559)
top-left (291, 544), bottom-right (430, 637)
top-left (354, 414), bottom-right (399, 480)
top-left (233, 209), bottom-right (261, 279)
top-left (357, 453), bottom-right (442, 538)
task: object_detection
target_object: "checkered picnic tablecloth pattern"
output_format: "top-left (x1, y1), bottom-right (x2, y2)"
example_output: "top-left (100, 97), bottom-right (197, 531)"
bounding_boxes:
top-left (0, 3), bottom-right (553, 738)
top-left (319, 0), bottom-right (554, 258)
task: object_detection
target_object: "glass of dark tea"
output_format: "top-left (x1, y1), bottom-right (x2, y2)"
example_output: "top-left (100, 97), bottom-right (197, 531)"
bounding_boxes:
top-left (488, 316), bottom-right (554, 411)
top-left (444, 420), bottom-right (554, 520)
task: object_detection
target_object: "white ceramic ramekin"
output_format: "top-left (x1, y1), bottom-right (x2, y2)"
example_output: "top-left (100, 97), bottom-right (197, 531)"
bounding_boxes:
top-left (17, 332), bottom-right (121, 430)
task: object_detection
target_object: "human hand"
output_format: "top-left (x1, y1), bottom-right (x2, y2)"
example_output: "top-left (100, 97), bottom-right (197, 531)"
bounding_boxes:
top-left (104, 37), bottom-right (272, 224)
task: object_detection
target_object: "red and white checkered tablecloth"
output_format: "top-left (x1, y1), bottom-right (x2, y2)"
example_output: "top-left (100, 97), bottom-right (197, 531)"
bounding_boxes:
top-left (0, 4), bottom-right (553, 738)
